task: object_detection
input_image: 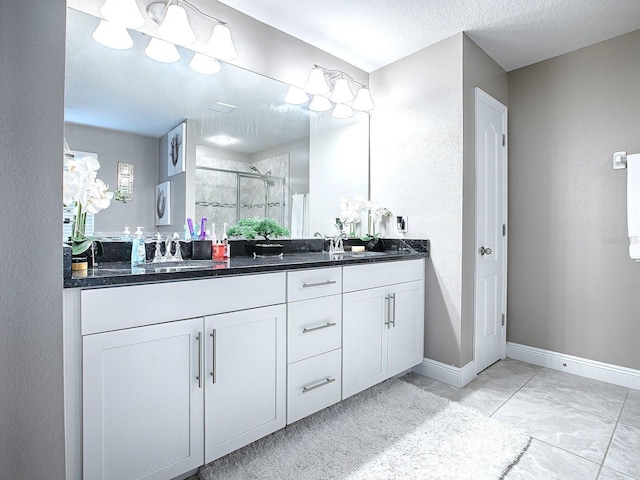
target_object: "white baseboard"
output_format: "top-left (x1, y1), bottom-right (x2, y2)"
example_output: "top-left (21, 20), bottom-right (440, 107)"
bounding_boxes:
top-left (412, 358), bottom-right (476, 388)
top-left (507, 342), bottom-right (640, 390)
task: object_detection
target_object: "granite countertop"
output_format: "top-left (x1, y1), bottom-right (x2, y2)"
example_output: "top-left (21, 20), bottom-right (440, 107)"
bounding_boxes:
top-left (65, 249), bottom-right (427, 289)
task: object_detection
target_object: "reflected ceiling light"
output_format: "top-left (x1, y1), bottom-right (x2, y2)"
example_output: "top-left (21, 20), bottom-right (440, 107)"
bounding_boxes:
top-left (92, 20), bottom-right (134, 50)
top-left (157, 4), bottom-right (196, 46)
top-left (205, 24), bottom-right (238, 61)
top-left (284, 86), bottom-right (309, 105)
top-left (100, 0), bottom-right (145, 29)
top-left (190, 53), bottom-right (221, 75)
top-left (329, 78), bottom-right (354, 104)
top-left (332, 103), bottom-right (354, 119)
top-left (145, 37), bottom-right (180, 63)
top-left (209, 135), bottom-right (235, 146)
top-left (352, 88), bottom-right (375, 112)
top-left (304, 67), bottom-right (331, 95)
top-left (309, 95), bottom-right (332, 112)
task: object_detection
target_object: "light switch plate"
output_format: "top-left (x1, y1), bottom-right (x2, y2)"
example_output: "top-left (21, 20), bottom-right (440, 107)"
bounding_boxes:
top-left (396, 216), bottom-right (408, 233)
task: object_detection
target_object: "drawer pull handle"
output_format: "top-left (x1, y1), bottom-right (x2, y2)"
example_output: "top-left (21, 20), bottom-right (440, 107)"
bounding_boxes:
top-left (302, 280), bottom-right (337, 288)
top-left (303, 322), bottom-right (337, 334)
top-left (302, 377), bottom-right (336, 393)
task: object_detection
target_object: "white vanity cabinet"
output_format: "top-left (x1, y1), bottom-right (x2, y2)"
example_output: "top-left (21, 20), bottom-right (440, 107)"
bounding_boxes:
top-left (342, 259), bottom-right (424, 399)
top-left (286, 267), bottom-right (343, 424)
top-left (82, 317), bottom-right (204, 480)
top-left (204, 304), bottom-right (286, 462)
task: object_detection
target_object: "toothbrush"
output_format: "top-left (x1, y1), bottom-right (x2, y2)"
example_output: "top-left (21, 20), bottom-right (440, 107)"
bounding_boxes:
top-left (199, 217), bottom-right (207, 240)
top-left (187, 218), bottom-right (195, 238)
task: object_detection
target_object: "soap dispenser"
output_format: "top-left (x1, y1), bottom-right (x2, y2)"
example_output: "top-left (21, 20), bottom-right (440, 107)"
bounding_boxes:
top-left (131, 227), bottom-right (146, 265)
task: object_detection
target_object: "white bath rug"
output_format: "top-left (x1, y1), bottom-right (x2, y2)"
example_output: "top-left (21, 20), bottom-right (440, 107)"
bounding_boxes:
top-left (199, 379), bottom-right (530, 480)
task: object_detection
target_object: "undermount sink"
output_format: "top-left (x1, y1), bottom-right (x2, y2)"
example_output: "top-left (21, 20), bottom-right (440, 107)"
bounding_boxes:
top-left (145, 259), bottom-right (227, 272)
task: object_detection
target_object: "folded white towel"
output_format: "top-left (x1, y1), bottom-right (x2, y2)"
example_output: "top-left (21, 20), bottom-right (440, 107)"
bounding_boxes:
top-left (291, 193), bottom-right (307, 239)
top-left (627, 153), bottom-right (640, 261)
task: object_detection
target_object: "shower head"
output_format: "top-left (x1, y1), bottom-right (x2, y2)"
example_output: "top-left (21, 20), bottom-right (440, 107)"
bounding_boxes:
top-left (250, 165), bottom-right (261, 174)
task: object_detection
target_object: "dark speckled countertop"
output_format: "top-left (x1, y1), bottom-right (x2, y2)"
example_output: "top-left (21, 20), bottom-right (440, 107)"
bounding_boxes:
top-left (65, 248), bottom-right (428, 289)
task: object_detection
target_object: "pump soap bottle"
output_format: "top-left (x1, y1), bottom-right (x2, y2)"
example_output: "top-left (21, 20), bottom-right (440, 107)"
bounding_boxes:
top-left (131, 227), bottom-right (146, 265)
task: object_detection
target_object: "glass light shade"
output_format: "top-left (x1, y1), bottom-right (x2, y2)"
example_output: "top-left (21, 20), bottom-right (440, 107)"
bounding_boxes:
top-left (329, 78), bottom-right (355, 104)
top-left (92, 20), bottom-right (133, 50)
top-left (284, 86), bottom-right (309, 105)
top-left (145, 37), bottom-right (180, 63)
top-left (157, 4), bottom-right (196, 46)
top-left (352, 88), bottom-right (375, 111)
top-left (304, 67), bottom-right (330, 95)
top-left (206, 24), bottom-right (238, 61)
top-left (332, 103), bottom-right (354, 119)
top-left (309, 95), bottom-right (332, 112)
top-left (190, 53), bottom-right (221, 75)
top-left (100, 0), bottom-right (145, 29)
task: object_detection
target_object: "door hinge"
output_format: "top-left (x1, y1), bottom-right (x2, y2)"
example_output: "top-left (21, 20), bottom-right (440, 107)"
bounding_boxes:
top-left (502, 134), bottom-right (506, 146)
top-left (502, 224), bottom-right (506, 236)
top-left (501, 314), bottom-right (505, 326)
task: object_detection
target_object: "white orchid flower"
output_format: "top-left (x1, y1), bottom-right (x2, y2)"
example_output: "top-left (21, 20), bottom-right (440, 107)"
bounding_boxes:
top-left (80, 178), bottom-right (114, 214)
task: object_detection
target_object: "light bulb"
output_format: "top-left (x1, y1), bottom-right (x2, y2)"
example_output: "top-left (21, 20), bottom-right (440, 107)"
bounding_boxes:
top-left (330, 78), bottom-right (355, 104)
top-left (332, 103), bottom-right (354, 119)
top-left (309, 95), bottom-right (332, 112)
top-left (100, 0), bottom-right (145, 29)
top-left (190, 53), bottom-right (221, 75)
top-left (145, 37), bottom-right (180, 63)
top-left (157, 4), bottom-right (196, 46)
top-left (92, 20), bottom-right (133, 50)
top-left (304, 67), bottom-right (330, 95)
top-left (284, 86), bottom-right (309, 105)
top-left (352, 87), bottom-right (375, 111)
top-left (206, 24), bottom-right (238, 61)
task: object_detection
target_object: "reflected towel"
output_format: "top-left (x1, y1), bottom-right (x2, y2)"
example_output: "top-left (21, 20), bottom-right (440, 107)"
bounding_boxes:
top-left (627, 153), bottom-right (640, 261)
top-left (291, 194), bottom-right (307, 239)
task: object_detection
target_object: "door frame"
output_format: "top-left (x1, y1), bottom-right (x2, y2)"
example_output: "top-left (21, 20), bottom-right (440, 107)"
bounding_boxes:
top-left (474, 87), bottom-right (508, 372)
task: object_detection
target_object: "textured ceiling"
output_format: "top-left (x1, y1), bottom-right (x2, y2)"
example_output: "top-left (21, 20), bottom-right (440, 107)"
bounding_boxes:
top-left (216, 0), bottom-right (640, 72)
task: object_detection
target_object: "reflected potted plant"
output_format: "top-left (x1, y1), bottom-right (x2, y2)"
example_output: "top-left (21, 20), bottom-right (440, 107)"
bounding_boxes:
top-left (227, 217), bottom-right (290, 256)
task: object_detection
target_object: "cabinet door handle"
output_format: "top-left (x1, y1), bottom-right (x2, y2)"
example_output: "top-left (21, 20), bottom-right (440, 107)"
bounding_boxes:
top-left (390, 293), bottom-right (396, 328)
top-left (385, 294), bottom-right (391, 329)
top-left (302, 377), bottom-right (336, 393)
top-left (196, 332), bottom-right (203, 389)
top-left (210, 330), bottom-right (216, 384)
top-left (303, 322), bottom-right (337, 334)
top-left (302, 280), bottom-right (337, 288)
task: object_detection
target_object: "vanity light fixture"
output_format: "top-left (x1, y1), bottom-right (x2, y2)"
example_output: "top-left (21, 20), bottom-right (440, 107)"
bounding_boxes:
top-left (100, 0), bottom-right (145, 29)
top-left (286, 64), bottom-right (375, 117)
top-left (92, 20), bottom-right (134, 50)
top-left (284, 86), bottom-right (310, 105)
top-left (190, 54), bottom-right (221, 75)
top-left (145, 37), bottom-right (181, 63)
top-left (156, 4), bottom-right (196, 46)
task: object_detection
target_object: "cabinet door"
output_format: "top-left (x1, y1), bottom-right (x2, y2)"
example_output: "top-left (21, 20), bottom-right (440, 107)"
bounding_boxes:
top-left (342, 286), bottom-right (388, 399)
top-left (83, 318), bottom-right (204, 480)
top-left (387, 280), bottom-right (425, 377)
top-left (205, 304), bottom-right (286, 462)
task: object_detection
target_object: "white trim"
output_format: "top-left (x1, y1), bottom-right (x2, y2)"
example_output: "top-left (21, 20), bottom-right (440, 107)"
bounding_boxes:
top-left (507, 342), bottom-right (640, 390)
top-left (412, 358), bottom-right (477, 388)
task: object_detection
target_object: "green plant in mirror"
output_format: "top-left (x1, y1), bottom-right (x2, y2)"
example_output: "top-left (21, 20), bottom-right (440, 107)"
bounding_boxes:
top-left (227, 217), bottom-right (290, 241)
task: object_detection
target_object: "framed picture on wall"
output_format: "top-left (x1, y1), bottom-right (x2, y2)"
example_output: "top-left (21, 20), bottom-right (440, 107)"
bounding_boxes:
top-left (155, 181), bottom-right (171, 226)
top-left (167, 122), bottom-right (186, 177)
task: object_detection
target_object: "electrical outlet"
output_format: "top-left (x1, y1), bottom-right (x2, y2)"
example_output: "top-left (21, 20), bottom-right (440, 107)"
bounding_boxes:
top-left (396, 216), bottom-right (408, 233)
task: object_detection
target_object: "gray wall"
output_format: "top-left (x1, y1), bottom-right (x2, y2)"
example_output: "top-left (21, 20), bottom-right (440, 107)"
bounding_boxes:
top-left (0, 0), bottom-right (66, 478)
top-left (370, 33), bottom-right (507, 368)
top-left (507, 29), bottom-right (640, 369)
top-left (64, 123), bottom-right (159, 233)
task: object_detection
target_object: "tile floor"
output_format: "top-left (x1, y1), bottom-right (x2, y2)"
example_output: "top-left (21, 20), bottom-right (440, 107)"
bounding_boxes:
top-left (404, 358), bottom-right (640, 480)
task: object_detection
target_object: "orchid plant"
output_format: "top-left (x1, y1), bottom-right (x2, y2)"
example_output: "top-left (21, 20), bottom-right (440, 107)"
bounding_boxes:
top-left (63, 153), bottom-right (113, 255)
top-left (339, 195), bottom-right (392, 240)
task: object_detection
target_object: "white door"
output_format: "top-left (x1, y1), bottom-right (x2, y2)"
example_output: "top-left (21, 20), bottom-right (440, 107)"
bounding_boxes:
top-left (342, 286), bottom-right (388, 399)
top-left (82, 318), bottom-right (204, 480)
top-left (387, 280), bottom-right (425, 377)
top-left (204, 304), bottom-right (286, 463)
top-left (474, 88), bottom-right (508, 374)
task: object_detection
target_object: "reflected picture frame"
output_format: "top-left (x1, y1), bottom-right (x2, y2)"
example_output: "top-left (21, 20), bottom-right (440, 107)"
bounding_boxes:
top-left (155, 181), bottom-right (171, 226)
top-left (167, 122), bottom-right (186, 177)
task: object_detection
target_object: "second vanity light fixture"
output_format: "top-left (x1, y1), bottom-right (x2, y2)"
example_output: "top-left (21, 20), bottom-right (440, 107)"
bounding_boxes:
top-left (284, 65), bottom-right (375, 118)
top-left (93, 0), bottom-right (238, 75)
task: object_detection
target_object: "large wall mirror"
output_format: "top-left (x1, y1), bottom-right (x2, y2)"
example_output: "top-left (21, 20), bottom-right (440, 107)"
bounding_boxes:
top-left (64, 6), bottom-right (369, 239)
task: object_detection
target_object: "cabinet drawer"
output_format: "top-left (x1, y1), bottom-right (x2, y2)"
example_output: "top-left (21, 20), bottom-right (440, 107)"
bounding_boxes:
top-left (287, 295), bottom-right (341, 363)
top-left (287, 349), bottom-right (342, 425)
top-left (342, 259), bottom-right (424, 292)
top-left (81, 272), bottom-right (286, 335)
top-left (287, 267), bottom-right (342, 302)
